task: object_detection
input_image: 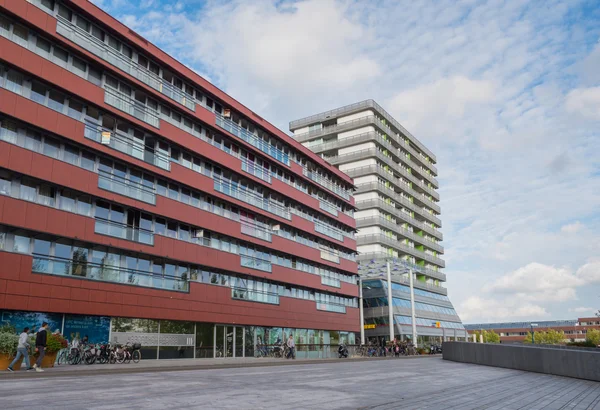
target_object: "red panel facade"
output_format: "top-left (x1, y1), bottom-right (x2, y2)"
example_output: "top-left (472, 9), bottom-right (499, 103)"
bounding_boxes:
top-left (0, 0), bottom-right (360, 350)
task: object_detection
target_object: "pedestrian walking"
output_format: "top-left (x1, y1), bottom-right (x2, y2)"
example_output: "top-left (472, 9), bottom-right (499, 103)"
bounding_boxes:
top-left (7, 327), bottom-right (33, 372)
top-left (286, 334), bottom-right (295, 359)
top-left (380, 338), bottom-right (387, 357)
top-left (33, 322), bottom-right (49, 372)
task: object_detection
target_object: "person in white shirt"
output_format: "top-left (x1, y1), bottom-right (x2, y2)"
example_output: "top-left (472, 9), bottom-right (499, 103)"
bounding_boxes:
top-left (7, 327), bottom-right (33, 372)
top-left (286, 335), bottom-right (296, 359)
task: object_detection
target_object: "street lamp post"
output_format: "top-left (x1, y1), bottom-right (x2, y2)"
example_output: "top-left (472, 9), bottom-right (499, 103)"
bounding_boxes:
top-left (408, 268), bottom-right (417, 345)
top-left (531, 323), bottom-right (538, 343)
top-left (386, 261), bottom-right (394, 343)
top-left (359, 276), bottom-right (365, 345)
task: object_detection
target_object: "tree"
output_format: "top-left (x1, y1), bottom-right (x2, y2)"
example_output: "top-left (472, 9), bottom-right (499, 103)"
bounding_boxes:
top-left (523, 330), bottom-right (565, 345)
top-left (586, 329), bottom-right (600, 346)
top-left (473, 330), bottom-right (500, 343)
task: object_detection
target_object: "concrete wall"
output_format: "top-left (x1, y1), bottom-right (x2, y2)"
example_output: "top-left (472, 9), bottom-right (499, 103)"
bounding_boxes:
top-left (443, 342), bottom-right (600, 382)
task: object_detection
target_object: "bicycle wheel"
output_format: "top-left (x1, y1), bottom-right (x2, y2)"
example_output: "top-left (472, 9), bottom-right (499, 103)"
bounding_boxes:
top-left (57, 350), bottom-right (66, 365)
top-left (132, 350), bottom-right (141, 363)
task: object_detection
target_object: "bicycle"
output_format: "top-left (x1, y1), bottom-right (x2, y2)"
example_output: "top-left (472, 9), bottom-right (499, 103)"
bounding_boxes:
top-left (56, 348), bottom-right (69, 365)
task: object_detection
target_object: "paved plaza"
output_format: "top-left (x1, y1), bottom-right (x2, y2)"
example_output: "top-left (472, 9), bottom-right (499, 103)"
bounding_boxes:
top-left (1, 357), bottom-right (600, 409)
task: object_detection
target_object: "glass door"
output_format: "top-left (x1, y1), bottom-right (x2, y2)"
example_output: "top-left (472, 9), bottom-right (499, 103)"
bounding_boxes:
top-left (214, 325), bottom-right (245, 358)
top-left (235, 326), bottom-right (244, 357)
top-left (225, 326), bottom-right (234, 357)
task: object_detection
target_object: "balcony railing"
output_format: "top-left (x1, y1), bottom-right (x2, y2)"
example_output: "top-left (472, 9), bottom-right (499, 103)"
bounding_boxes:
top-left (355, 181), bottom-right (442, 224)
top-left (213, 177), bottom-right (290, 219)
top-left (98, 170), bottom-right (156, 204)
top-left (355, 216), bottom-right (444, 254)
top-left (241, 160), bottom-right (272, 183)
top-left (241, 222), bottom-right (272, 242)
top-left (316, 302), bottom-right (346, 314)
top-left (56, 16), bottom-right (195, 111)
top-left (84, 123), bottom-right (170, 170)
top-left (356, 234), bottom-right (445, 267)
top-left (104, 86), bottom-right (160, 128)
top-left (290, 99), bottom-right (436, 163)
top-left (215, 114), bottom-right (290, 166)
top-left (314, 223), bottom-right (344, 242)
top-left (232, 287), bottom-right (279, 304)
top-left (94, 217), bottom-right (154, 245)
top-left (319, 200), bottom-right (339, 216)
top-left (320, 250), bottom-right (340, 264)
top-left (302, 168), bottom-right (351, 200)
top-left (240, 255), bottom-right (272, 273)
top-left (321, 276), bottom-right (341, 288)
top-left (32, 254), bottom-right (189, 292)
top-left (355, 198), bottom-right (443, 240)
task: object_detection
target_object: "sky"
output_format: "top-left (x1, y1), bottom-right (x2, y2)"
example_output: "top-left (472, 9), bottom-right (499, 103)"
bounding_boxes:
top-left (91, 0), bottom-right (600, 324)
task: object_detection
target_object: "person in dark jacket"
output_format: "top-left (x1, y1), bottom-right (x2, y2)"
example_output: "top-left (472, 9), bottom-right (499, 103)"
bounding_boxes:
top-left (33, 322), bottom-right (48, 372)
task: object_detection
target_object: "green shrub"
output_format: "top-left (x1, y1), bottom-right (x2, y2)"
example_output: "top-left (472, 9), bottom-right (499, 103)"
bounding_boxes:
top-left (567, 341), bottom-right (597, 348)
top-left (0, 332), bottom-right (19, 357)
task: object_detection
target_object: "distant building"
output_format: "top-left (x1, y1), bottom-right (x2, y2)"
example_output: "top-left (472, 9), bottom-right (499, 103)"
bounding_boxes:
top-left (464, 318), bottom-right (600, 343)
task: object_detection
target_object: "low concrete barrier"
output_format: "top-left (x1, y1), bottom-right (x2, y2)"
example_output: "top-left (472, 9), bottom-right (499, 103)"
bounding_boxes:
top-left (442, 342), bottom-right (600, 382)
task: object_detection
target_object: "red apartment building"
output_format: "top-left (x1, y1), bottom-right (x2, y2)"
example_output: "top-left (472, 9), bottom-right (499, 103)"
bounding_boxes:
top-left (0, 0), bottom-right (359, 359)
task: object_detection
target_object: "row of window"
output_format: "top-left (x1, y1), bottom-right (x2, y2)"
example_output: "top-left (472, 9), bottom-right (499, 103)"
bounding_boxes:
top-left (0, 108), bottom-right (355, 261)
top-left (362, 297), bottom-right (457, 316)
top-left (0, 167), bottom-right (356, 284)
top-left (363, 315), bottom-right (464, 330)
top-left (0, 226), bottom-right (358, 308)
top-left (363, 280), bottom-right (450, 302)
top-left (0, 60), bottom-right (354, 242)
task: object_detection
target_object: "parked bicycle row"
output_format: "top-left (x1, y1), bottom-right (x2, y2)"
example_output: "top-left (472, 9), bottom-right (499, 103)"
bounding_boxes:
top-left (56, 342), bottom-right (143, 365)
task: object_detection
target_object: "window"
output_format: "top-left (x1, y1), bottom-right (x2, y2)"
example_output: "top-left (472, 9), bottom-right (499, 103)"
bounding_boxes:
top-left (59, 190), bottom-right (76, 212)
top-left (12, 25), bottom-right (28, 45)
top-left (77, 195), bottom-right (92, 216)
top-left (91, 25), bottom-right (104, 41)
top-left (48, 90), bottom-right (65, 112)
top-left (57, 4), bottom-right (72, 21)
top-left (42, 136), bottom-right (60, 158)
top-left (0, 15), bottom-right (9, 31)
top-left (88, 67), bottom-right (102, 86)
top-left (0, 172), bottom-right (11, 195)
top-left (13, 235), bottom-right (30, 253)
top-left (40, 0), bottom-right (55, 10)
top-left (52, 46), bottom-right (69, 63)
top-left (38, 185), bottom-right (55, 206)
top-left (20, 179), bottom-right (37, 202)
top-left (75, 17), bottom-right (90, 32)
top-left (36, 37), bottom-right (52, 53)
top-left (81, 151), bottom-right (95, 171)
top-left (72, 56), bottom-right (87, 73)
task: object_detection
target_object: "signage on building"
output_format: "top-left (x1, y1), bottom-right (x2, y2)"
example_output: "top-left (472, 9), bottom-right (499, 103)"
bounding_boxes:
top-left (364, 324), bottom-right (376, 329)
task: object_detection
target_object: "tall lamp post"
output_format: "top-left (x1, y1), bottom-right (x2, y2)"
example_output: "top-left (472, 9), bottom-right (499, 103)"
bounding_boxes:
top-left (530, 323), bottom-right (538, 343)
top-left (359, 276), bottom-right (365, 345)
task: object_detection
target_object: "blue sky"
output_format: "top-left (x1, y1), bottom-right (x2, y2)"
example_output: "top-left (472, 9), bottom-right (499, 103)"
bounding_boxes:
top-left (92, 0), bottom-right (600, 323)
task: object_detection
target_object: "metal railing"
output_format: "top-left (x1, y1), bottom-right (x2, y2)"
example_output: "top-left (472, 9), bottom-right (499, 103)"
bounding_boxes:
top-left (98, 170), bottom-right (156, 204)
top-left (240, 255), bottom-right (272, 273)
top-left (241, 222), bottom-right (273, 242)
top-left (354, 181), bottom-right (442, 224)
top-left (354, 198), bottom-right (443, 240)
top-left (84, 123), bottom-right (170, 170)
top-left (314, 223), bottom-right (344, 242)
top-left (31, 254), bottom-right (189, 292)
top-left (56, 16), bottom-right (195, 111)
top-left (213, 177), bottom-right (291, 220)
top-left (302, 168), bottom-right (351, 200)
top-left (329, 147), bottom-right (440, 196)
top-left (241, 159), bottom-right (272, 183)
top-left (345, 164), bottom-right (440, 207)
top-left (319, 200), bottom-right (339, 216)
top-left (316, 302), bottom-right (346, 314)
top-left (355, 216), bottom-right (444, 254)
top-left (94, 217), bottom-right (154, 245)
top-left (308, 131), bottom-right (439, 184)
top-left (104, 86), bottom-right (160, 128)
top-left (231, 287), bottom-right (279, 304)
top-left (290, 99), bottom-right (436, 162)
top-left (320, 250), bottom-right (340, 264)
top-left (215, 114), bottom-right (290, 166)
top-left (356, 234), bottom-right (445, 267)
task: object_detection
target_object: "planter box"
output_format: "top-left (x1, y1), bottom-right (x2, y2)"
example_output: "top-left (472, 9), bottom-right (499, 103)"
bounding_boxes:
top-left (12, 352), bottom-right (57, 370)
top-left (0, 353), bottom-right (14, 370)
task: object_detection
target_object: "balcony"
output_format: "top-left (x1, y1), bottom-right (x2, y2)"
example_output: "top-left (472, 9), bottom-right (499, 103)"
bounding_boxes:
top-left (213, 177), bottom-right (291, 220)
top-left (94, 217), bottom-right (154, 245)
top-left (345, 165), bottom-right (440, 211)
top-left (98, 170), bottom-right (156, 205)
top-left (307, 131), bottom-right (439, 186)
top-left (290, 99), bottom-right (436, 164)
top-left (302, 168), bottom-right (351, 200)
top-left (240, 255), bottom-right (272, 273)
top-left (241, 159), bottom-right (272, 183)
top-left (329, 147), bottom-right (440, 196)
top-left (314, 222), bottom-right (344, 242)
top-left (32, 254), bottom-right (188, 292)
top-left (316, 302), bottom-right (346, 314)
top-left (320, 250), bottom-right (340, 264)
top-left (231, 287), bottom-right (279, 305)
top-left (321, 276), bottom-right (341, 288)
top-left (241, 222), bottom-right (272, 242)
top-left (104, 86), bottom-right (160, 128)
top-left (355, 216), bottom-right (444, 254)
top-left (355, 198), bottom-right (443, 240)
top-left (355, 181), bottom-right (442, 225)
top-left (84, 123), bottom-right (170, 170)
top-left (215, 114), bottom-right (290, 166)
top-left (56, 16), bottom-right (195, 111)
top-left (319, 200), bottom-right (339, 216)
top-left (356, 234), bottom-right (445, 267)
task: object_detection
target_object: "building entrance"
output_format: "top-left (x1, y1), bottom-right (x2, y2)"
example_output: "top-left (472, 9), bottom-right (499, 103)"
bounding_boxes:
top-left (215, 325), bottom-right (245, 358)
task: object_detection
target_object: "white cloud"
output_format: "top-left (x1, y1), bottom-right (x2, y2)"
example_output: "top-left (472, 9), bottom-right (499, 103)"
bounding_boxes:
top-left (565, 87), bottom-right (600, 120)
top-left (561, 221), bottom-right (584, 234)
top-left (569, 307), bottom-right (597, 314)
top-left (459, 296), bottom-right (548, 323)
